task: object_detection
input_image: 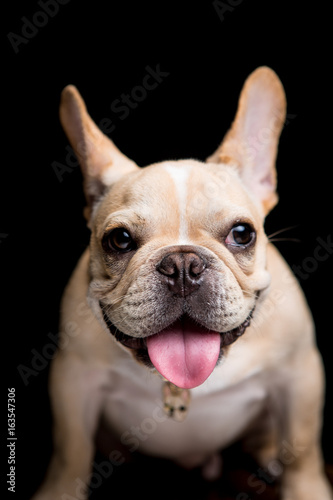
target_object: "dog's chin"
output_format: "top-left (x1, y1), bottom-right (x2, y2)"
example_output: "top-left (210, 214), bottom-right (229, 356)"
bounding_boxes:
top-left (99, 301), bottom-right (255, 377)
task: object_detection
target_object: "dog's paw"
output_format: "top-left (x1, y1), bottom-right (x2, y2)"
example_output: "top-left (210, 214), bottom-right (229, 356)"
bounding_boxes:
top-left (201, 453), bottom-right (223, 481)
top-left (175, 452), bottom-right (223, 481)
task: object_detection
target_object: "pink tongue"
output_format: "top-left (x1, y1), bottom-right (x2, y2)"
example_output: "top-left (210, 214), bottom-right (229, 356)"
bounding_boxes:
top-left (146, 317), bottom-right (221, 389)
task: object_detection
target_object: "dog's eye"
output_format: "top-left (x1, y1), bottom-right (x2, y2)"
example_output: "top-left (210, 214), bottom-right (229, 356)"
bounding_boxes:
top-left (225, 224), bottom-right (255, 248)
top-left (103, 228), bottom-right (137, 253)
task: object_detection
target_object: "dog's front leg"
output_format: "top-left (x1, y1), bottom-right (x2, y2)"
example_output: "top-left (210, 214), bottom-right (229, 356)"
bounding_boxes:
top-left (280, 347), bottom-right (332, 500)
top-left (32, 351), bottom-right (108, 500)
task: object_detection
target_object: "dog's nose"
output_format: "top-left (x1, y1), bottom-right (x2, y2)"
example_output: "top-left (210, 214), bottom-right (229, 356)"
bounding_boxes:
top-left (156, 252), bottom-right (207, 297)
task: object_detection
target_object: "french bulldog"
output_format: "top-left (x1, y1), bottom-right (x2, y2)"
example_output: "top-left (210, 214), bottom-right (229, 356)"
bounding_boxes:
top-left (33, 67), bottom-right (332, 499)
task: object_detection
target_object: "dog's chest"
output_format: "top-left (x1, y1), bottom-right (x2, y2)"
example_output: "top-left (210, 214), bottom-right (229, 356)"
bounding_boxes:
top-left (103, 354), bottom-right (268, 459)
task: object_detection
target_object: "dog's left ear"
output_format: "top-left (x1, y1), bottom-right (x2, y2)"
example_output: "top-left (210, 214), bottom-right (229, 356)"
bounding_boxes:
top-left (206, 67), bottom-right (286, 214)
top-left (60, 85), bottom-right (139, 219)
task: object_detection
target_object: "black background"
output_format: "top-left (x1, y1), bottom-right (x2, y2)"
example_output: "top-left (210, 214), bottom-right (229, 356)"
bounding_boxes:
top-left (3, 1), bottom-right (332, 498)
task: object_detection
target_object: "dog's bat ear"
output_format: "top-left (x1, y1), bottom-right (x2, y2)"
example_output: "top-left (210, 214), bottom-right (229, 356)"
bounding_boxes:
top-left (206, 67), bottom-right (286, 215)
top-left (59, 85), bottom-right (139, 219)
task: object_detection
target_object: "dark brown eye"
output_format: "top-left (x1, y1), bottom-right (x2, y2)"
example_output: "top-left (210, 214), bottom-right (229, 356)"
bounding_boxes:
top-left (103, 228), bottom-right (136, 253)
top-left (225, 224), bottom-right (255, 248)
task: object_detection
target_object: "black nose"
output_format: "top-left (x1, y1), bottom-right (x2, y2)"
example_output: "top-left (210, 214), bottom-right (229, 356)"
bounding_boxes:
top-left (156, 252), bottom-right (207, 297)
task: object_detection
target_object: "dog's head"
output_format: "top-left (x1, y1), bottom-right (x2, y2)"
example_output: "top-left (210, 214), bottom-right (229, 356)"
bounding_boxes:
top-left (60, 67), bottom-right (286, 389)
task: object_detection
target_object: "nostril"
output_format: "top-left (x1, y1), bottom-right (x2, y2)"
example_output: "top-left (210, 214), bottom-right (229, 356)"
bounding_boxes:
top-left (157, 254), bottom-right (182, 278)
top-left (188, 257), bottom-right (206, 278)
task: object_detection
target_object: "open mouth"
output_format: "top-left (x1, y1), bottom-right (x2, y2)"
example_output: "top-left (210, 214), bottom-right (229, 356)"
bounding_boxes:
top-left (100, 301), bottom-right (255, 389)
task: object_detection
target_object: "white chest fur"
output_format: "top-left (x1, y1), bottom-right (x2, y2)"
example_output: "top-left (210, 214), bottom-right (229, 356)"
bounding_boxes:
top-left (101, 347), bottom-right (268, 461)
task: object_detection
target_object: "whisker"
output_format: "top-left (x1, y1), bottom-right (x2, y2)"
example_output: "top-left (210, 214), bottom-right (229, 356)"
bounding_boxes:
top-left (269, 237), bottom-right (301, 243)
top-left (109, 295), bottom-right (127, 305)
top-left (267, 225), bottom-right (299, 239)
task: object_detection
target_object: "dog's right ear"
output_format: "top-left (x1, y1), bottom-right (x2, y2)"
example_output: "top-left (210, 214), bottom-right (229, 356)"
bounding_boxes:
top-left (60, 85), bottom-right (139, 219)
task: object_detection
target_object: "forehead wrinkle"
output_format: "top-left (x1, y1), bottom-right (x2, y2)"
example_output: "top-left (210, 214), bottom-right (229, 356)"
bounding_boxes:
top-left (98, 165), bottom-right (182, 242)
top-left (102, 209), bottom-right (143, 230)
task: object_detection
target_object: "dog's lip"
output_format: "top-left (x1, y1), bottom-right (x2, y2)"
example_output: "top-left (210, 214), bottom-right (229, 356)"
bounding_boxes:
top-left (99, 301), bottom-right (256, 351)
top-left (99, 303), bottom-right (145, 349)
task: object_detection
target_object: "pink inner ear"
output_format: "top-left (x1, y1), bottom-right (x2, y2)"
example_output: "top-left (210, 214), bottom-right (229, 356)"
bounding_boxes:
top-left (260, 171), bottom-right (275, 189)
top-left (237, 92), bottom-right (282, 211)
top-left (59, 85), bottom-right (139, 214)
top-left (207, 67), bottom-right (286, 213)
